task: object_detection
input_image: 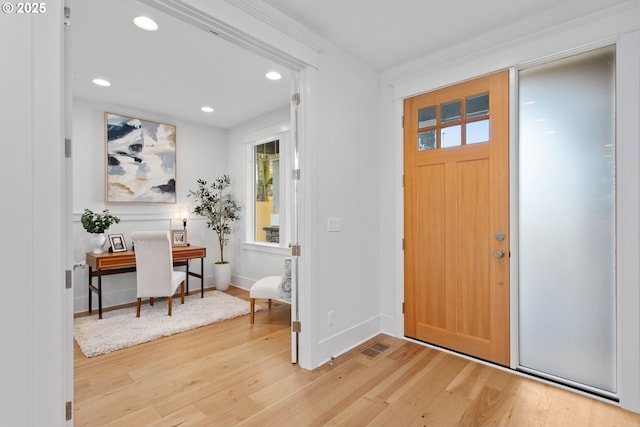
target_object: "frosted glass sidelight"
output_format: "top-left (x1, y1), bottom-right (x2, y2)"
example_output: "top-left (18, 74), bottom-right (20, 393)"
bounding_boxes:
top-left (518, 46), bottom-right (616, 394)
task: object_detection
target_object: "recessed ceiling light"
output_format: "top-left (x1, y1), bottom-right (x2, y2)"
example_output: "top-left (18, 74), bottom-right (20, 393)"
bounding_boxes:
top-left (133, 16), bottom-right (158, 31)
top-left (92, 78), bottom-right (111, 87)
top-left (201, 106), bottom-right (214, 113)
top-left (265, 71), bottom-right (282, 81)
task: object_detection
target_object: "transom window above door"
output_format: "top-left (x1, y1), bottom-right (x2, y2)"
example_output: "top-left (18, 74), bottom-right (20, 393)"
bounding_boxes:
top-left (417, 93), bottom-right (490, 151)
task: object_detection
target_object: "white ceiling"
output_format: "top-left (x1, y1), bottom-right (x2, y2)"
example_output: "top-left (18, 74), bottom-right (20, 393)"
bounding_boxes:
top-left (72, 0), bottom-right (629, 129)
top-left (262, 0), bottom-right (629, 71)
top-left (71, 0), bottom-right (292, 129)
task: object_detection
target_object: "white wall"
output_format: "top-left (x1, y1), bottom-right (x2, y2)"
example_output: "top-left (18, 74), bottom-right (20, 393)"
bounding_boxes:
top-left (72, 98), bottom-right (229, 312)
top-left (616, 29), bottom-right (640, 414)
top-left (0, 1), bottom-right (67, 424)
top-left (305, 44), bottom-right (382, 366)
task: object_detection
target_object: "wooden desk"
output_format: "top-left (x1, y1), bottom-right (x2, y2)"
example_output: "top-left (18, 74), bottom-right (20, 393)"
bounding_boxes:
top-left (86, 246), bottom-right (206, 319)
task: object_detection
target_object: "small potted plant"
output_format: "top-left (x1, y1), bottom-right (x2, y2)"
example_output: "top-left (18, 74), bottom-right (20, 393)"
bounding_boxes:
top-left (81, 208), bottom-right (120, 253)
top-left (189, 175), bottom-right (241, 291)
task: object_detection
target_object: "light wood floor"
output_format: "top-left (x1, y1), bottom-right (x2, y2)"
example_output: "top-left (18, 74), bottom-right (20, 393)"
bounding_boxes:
top-left (74, 287), bottom-right (640, 426)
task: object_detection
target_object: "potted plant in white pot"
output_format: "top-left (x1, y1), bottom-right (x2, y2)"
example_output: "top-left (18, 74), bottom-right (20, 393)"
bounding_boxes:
top-left (81, 208), bottom-right (121, 253)
top-left (189, 175), bottom-right (241, 292)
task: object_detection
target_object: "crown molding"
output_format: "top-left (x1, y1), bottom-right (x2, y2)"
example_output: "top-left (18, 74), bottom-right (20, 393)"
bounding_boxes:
top-left (385, 0), bottom-right (640, 91)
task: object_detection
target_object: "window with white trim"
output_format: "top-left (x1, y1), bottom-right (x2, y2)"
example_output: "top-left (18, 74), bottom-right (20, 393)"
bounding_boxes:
top-left (253, 139), bottom-right (280, 244)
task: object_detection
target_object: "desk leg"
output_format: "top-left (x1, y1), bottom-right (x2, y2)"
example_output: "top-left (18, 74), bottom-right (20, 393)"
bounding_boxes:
top-left (201, 257), bottom-right (204, 298)
top-left (98, 270), bottom-right (103, 320)
top-left (185, 260), bottom-right (190, 295)
top-left (88, 266), bottom-right (93, 314)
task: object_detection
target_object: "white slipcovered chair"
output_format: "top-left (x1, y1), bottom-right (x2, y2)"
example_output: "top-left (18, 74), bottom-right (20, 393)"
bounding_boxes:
top-left (250, 257), bottom-right (292, 324)
top-left (132, 231), bottom-right (185, 317)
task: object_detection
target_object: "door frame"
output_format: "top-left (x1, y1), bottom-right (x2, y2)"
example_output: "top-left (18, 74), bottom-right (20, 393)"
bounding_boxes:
top-left (63, 0), bottom-right (321, 403)
top-left (391, 34), bottom-right (640, 412)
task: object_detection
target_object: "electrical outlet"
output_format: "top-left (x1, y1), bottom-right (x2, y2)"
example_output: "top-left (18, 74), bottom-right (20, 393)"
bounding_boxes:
top-left (328, 310), bottom-right (335, 326)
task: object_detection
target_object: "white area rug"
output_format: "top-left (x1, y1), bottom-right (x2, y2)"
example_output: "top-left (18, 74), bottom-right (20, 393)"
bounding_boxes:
top-left (74, 291), bottom-right (260, 357)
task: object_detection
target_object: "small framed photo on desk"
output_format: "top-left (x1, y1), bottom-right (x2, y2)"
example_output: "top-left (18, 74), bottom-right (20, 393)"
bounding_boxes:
top-left (108, 233), bottom-right (127, 252)
top-left (171, 230), bottom-right (187, 246)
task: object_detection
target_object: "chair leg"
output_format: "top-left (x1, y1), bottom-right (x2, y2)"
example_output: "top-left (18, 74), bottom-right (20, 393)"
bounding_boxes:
top-left (250, 298), bottom-right (255, 324)
top-left (168, 295), bottom-right (172, 316)
top-left (180, 281), bottom-right (185, 304)
top-left (136, 298), bottom-right (141, 317)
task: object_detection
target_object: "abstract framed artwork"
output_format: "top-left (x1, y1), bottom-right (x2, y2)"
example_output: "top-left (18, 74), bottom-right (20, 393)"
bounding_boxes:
top-left (105, 112), bottom-right (177, 203)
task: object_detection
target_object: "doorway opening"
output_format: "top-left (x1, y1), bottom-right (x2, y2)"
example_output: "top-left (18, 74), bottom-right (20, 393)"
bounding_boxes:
top-left (68, 0), bottom-right (306, 410)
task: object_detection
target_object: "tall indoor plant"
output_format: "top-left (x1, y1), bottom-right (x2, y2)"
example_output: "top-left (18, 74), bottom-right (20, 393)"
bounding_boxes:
top-left (81, 208), bottom-right (120, 253)
top-left (189, 175), bottom-right (241, 291)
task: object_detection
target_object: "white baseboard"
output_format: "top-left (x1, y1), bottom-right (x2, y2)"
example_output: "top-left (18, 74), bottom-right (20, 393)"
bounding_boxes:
top-left (315, 315), bottom-right (383, 367)
top-left (231, 274), bottom-right (254, 291)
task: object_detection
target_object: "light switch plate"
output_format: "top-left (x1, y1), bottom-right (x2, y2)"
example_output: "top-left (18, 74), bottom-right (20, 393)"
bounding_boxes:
top-left (327, 217), bottom-right (341, 232)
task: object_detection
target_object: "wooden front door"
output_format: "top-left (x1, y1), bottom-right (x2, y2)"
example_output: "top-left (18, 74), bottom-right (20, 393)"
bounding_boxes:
top-left (404, 71), bottom-right (510, 366)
